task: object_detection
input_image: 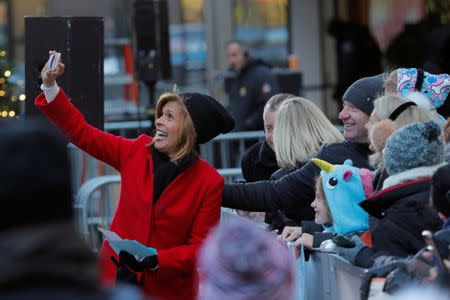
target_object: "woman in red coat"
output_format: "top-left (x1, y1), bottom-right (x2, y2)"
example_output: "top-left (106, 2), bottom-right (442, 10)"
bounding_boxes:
top-left (35, 51), bottom-right (235, 300)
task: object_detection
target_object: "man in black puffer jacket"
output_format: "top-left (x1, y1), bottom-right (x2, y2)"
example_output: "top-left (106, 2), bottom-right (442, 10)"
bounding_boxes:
top-left (222, 74), bottom-right (384, 222)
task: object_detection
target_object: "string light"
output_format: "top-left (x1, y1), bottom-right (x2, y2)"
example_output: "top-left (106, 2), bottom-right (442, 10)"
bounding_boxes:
top-left (3, 70), bottom-right (11, 77)
top-left (8, 111), bottom-right (15, 117)
top-left (19, 94), bottom-right (26, 101)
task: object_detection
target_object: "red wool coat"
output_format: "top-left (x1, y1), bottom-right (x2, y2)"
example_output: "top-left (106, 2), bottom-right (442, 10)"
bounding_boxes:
top-left (35, 89), bottom-right (223, 300)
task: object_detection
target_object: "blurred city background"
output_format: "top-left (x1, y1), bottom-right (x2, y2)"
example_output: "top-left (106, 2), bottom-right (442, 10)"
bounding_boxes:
top-left (0, 0), bottom-right (449, 124)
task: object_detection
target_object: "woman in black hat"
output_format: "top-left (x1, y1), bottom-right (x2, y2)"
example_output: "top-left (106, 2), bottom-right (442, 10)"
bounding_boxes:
top-left (35, 51), bottom-right (234, 300)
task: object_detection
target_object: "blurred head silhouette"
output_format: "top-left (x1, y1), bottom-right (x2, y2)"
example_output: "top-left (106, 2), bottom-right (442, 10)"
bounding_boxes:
top-left (0, 119), bottom-right (73, 231)
top-left (198, 217), bottom-right (296, 300)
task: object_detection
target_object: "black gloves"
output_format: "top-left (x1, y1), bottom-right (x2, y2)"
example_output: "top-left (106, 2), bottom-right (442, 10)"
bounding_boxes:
top-left (360, 254), bottom-right (435, 300)
top-left (111, 255), bottom-right (137, 285)
top-left (111, 250), bottom-right (158, 284)
top-left (118, 250), bottom-right (159, 272)
top-left (360, 261), bottom-right (404, 300)
top-left (331, 235), bottom-right (367, 265)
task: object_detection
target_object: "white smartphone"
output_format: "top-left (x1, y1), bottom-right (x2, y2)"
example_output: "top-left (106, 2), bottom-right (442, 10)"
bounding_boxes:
top-left (48, 52), bottom-right (61, 71)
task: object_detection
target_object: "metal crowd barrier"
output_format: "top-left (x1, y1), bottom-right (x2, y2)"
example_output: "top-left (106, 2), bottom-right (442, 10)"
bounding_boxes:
top-left (296, 248), bottom-right (366, 300)
top-left (105, 120), bottom-right (152, 137)
top-left (200, 130), bottom-right (264, 168)
top-left (104, 121), bottom-right (265, 169)
top-left (67, 130), bottom-right (262, 191)
top-left (74, 174), bottom-right (366, 299)
top-left (74, 168), bottom-right (243, 251)
top-left (271, 241), bottom-right (368, 300)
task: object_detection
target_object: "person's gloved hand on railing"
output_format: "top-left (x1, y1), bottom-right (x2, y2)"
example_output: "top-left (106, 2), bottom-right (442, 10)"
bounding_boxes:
top-left (359, 260), bottom-right (405, 300)
top-left (329, 234), bottom-right (367, 264)
top-left (359, 250), bottom-right (436, 300)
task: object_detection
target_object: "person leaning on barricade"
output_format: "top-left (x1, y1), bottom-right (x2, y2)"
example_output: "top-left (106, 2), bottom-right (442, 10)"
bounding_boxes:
top-left (240, 93), bottom-right (295, 183)
top-left (265, 97), bottom-right (344, 233)
top-left (330, 121), bottom-right (443, 269)
top-left (222, 74), bottom-right (384, 229)
top-left (365, 93), bottom-right (440, 192)
top-left (198, 216), bottom-right (296, 300)
top-left (0, 120), bottom-right (144, 300)
top-left (358, 163), bottom-right (450, 300)
top-left (35, 51), bottom-right (235, 300)
top-left (279, 159), bottom-right (373, 257)
top-left (237, 93), bottom-right (294, 225)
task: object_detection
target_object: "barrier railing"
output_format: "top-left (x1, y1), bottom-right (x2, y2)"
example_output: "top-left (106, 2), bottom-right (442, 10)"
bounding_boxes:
top-left (296, 247), bottom-right (366, 300)
top-left (200, 130), bottom-right (264, 168)
top-left (67, 130), bottom-right (260, 191)
top-left (74, 168), bottom-right (243, 251)
top-left (218, 212), bottom-right (366, 300)
top-left (75, 175), bottom-right (366, 299)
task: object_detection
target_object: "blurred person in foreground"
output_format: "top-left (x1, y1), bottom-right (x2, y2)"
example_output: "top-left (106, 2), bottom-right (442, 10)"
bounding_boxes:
top-left (35, 51), bottom-right (235, 300)
top-left (198, 216), bottom-right (295, 300)
top-left (0, 120), bottom-right (143, 300)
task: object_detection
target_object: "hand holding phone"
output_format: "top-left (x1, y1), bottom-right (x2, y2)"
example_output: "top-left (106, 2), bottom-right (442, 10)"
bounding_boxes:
top-left (41, 51), bottom-right (65, 87)
top-left (48, 52), bottom-right (61, 71)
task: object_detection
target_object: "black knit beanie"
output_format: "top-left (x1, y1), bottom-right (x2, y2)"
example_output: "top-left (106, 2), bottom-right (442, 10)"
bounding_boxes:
top-left (342, 74), bottom-right (384, 116)
top-left (183, 93), bottom-right (235, 144)
top-left (0, 119), bottom-right (73, 232)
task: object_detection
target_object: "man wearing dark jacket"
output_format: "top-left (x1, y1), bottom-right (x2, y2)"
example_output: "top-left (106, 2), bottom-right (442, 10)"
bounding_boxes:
top-left (225, 40), bottom-right (280, 131)
top-left (222, 74), bottom-right (384, 222)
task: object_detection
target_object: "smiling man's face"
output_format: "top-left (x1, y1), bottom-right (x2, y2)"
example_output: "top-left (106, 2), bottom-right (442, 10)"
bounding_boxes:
top-left (338, 101), bottom-right (370, 144)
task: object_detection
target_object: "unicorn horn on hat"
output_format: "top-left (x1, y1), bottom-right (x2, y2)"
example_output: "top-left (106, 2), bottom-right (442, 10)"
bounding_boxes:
top-left (311, 158), bottom-right (334, 173)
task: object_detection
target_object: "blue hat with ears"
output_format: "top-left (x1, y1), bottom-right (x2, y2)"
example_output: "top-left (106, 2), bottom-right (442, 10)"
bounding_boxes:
top-left (312, 158), bottom-right (372, 235)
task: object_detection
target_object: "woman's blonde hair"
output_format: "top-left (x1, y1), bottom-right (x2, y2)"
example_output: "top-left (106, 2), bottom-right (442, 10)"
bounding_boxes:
top-left (315, 176), bottom-right (333, 224)
top-left (150, 92), bottom-right (197, 162)
top-left (369, 94), bottom-right (438, 168)
top-left (273, 97), bottom-right (344, 169)
top-left (383, 69), bottom-right (397, 95)
top-left (372, 94), bottom-right (437, 126)
top-left (264, 93), bottom-right (295, 113)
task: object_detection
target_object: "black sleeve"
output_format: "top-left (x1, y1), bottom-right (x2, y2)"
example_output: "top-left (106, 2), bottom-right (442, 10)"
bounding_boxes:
top-left (222, 143), bottom-right (347, 212)
top-left (301, 221), bottom-right (324, 234)
top-left (312, 232), bottom-right (335, 248)
top-left (222, 144), bottom-right (337, 213)
top-left (222, 160), bottom-right (318, 212)
top-left (355, 247), bottom-right (378, 268)
top-left (240, 145), bottom-right (256, 182)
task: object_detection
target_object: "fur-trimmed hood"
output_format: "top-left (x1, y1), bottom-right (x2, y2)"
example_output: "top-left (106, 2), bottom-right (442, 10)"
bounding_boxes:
top-left (382, 163), bottom-right (447, 189)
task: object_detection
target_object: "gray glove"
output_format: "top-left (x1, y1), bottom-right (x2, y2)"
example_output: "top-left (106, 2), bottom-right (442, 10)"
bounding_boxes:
top-left (332, 235), bottom-right (367, 265)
